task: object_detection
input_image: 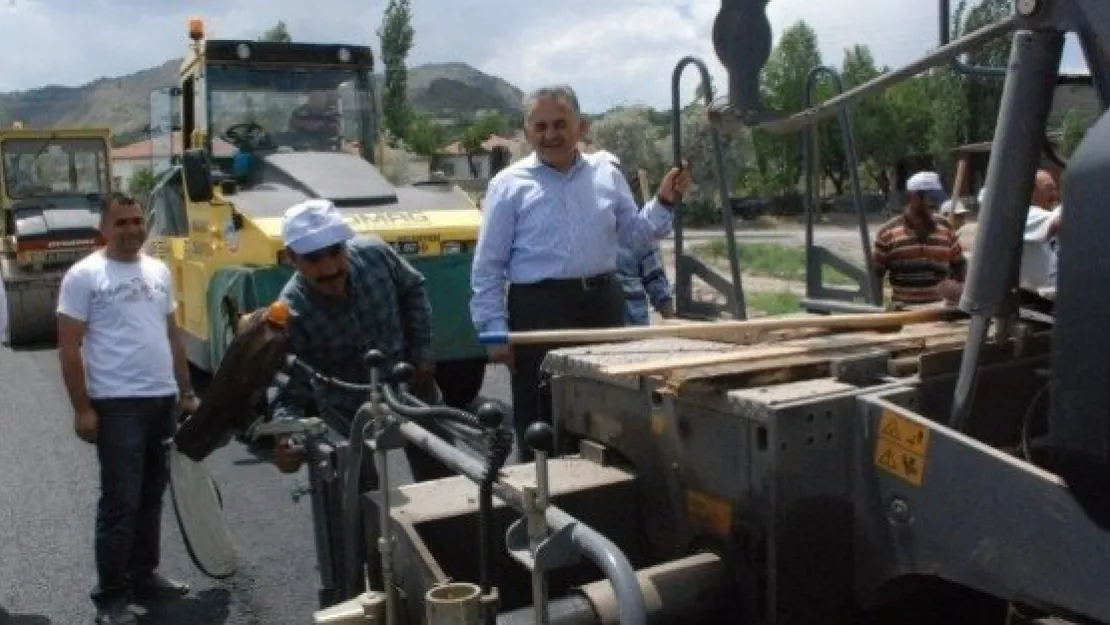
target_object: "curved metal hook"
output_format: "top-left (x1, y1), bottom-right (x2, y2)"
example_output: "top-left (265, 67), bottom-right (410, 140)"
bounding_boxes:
top-left (802, 65), bottom-right (880, 306)
top-left (670, 56), bottom-right (746, 320)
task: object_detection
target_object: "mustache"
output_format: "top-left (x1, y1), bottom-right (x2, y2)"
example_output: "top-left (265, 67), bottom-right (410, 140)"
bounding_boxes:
top-left (316, 271), bottom-right (345, 284)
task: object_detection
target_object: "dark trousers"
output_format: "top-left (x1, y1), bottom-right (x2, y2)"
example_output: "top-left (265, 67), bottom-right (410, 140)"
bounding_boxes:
top-left (90, 395), bottom-right (177, 608)
top-left (508, 275), bottom-right (625, 461)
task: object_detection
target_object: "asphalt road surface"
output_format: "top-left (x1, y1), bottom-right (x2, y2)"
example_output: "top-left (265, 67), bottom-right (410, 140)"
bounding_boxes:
top-left (0, 341), bottom-right (511, 625)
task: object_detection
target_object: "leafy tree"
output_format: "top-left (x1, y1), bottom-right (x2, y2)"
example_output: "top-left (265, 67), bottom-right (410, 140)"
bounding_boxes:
top-left (459, 113), bottom-right (508, 177)
top-left (838, 45), bottom-right (898, 195)
top-left (588, 106), bottom-right (667, 196)
top-left (1059, 108), bottom-right (1095, 157)
top-left (128, 168), bottom-right (157, 202)
top-left (405, 111), bottom-right (443, 158)
top-left (750, 19), bottom-right (823, 195)
top-left (260, 21), bottom-right (292, 43)
top-left (378, 0), bottom-right (415, 145)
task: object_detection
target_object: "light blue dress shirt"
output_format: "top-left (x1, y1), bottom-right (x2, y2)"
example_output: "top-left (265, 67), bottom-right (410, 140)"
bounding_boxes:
top-left (470, 151), bottom-right (673, 334)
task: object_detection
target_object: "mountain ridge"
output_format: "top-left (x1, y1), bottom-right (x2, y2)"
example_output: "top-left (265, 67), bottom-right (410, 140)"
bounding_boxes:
top-left (0, 59), bottom-right (525, 145)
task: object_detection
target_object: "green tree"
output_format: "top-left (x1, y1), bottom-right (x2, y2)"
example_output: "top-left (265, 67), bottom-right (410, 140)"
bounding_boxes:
top-left (838, 45), bottom-right (899, 195)
top-left (589, 106), bottom-right (668, 196)
top-left (260, 21), bottom-right (292, 43)
top-left (378, 0), bottom-right (415, 145)
top-left (128, 168), bottom-right (157, 203)
top-left (751, 19), bottom-right (823, 195)
top-left (953, 0), bottom-right (1010, 144)
top-left (459, 113), bottom-right (508, 177)
top-left (405, 111), bottom-right (443, 158)
top-left (1059, 108), bottom-right (1095, 157)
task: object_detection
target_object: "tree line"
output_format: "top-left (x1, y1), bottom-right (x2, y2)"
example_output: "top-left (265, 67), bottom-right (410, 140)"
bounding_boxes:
top-left (586, 0), bottom-right (1096, 223)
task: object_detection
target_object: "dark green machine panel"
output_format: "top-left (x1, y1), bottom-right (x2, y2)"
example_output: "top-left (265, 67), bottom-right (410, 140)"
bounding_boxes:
top-left (204, 254), bottom-right (483, 371)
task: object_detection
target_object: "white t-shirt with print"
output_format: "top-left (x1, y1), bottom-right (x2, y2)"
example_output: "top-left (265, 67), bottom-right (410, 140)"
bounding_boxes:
top-left (1020, 205), bottom-right (1060, 291)
top-left (56, 251), bottom-right (178, 399)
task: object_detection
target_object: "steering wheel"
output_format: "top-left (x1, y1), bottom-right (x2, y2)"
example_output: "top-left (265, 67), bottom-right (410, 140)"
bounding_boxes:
top-left (221, 122), bottom-right (271, 151)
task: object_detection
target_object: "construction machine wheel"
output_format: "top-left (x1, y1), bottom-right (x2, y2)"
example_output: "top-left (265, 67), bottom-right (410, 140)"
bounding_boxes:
top-left (7, 282), bottom-right (59, 347)
top-left (434, 357), bottom-right (487, 409)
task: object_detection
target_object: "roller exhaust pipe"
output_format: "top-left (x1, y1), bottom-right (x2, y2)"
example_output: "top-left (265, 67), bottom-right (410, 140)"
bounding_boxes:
top-left (426, 582), bottom-right (484, 625)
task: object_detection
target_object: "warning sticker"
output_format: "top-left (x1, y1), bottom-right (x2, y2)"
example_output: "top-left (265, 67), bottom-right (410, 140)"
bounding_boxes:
top-left (878, 409), bottom-right (930, 456)
top-left (874, 439), bottom-right (926, 486)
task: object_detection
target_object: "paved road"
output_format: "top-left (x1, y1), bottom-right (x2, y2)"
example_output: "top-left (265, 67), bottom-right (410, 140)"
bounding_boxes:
top-left (0, 341), bottom-right (511, 625)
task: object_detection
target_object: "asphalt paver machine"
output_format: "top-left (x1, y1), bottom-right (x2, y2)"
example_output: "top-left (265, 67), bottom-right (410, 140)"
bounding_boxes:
top-left (176, 0), bottom-right (1110, 623)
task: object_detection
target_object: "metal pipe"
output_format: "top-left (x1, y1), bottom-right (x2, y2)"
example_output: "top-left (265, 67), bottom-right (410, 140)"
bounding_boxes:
top-left (426, 582), bottom-right (483, 625)
top-left (938, 0), bottom-right (1008, 77)
top-left (801, 66), bottom-right (879, 306)
top-left (713, 15), bottom-right (1019, 136)
top-left (376, 445), bottom-right (399, 625)
top-left (671, 56), bottom-right (746, 320)
top-left (342, 401), bottom-right (376, 600)
top-left (398, 421), bottom-right (647, 625)
top-left (496, 553), bottom-right (728, 625)
top-left (950, 29), bottom-right (1064, 431)
top-left (546, 508), bottom-right (646, 625)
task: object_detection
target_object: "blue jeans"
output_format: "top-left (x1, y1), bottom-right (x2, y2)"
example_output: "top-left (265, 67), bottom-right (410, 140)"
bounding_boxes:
top-left (89, 395), bottom-right (177, 608)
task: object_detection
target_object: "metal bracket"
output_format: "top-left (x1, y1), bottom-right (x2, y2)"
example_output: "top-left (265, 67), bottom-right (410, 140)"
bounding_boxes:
top-left (505, 517), bottom-right (582, 573)
top-left (367, 418), bottom-right (406, 452)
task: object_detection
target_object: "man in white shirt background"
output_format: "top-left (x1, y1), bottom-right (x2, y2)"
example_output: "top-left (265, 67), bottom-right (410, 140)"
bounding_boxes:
top-left (978, 168), bottom-right (1062, 293)
top-left (56, 192), bottom-right (199, 624)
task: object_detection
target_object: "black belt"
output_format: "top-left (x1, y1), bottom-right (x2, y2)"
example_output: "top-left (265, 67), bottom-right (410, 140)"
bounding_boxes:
top-left (513, 272), bottom-right (614, 292)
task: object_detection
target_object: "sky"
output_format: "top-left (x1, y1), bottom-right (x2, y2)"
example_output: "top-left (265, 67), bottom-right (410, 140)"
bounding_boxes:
top-left (0, 0), bottom-right (1092, 113)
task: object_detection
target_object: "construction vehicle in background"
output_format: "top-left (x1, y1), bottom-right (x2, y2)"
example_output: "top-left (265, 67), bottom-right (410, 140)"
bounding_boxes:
top-left (0, 124), bottom-right (112, 346)
top-left (143, 18), bottom-right (489, 408)
top-left (173, 0), bottom-right (1110, 623)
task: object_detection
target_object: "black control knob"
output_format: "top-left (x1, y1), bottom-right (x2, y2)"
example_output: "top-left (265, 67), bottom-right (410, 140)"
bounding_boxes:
top-left (475, 402), bottom-right (505, 429)
top-left (524, 422), bottom-right (555, 456)
top-left (391, 361), bottom-right (416, 384)
top-left (363, 349), bottom-right (386, 371)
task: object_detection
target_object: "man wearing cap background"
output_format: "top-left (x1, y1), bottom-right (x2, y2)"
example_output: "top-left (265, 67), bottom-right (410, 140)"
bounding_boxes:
top-left (872, 171), bottom-right (967, 306)
top-left (267, 199), bottom-right (451, 482)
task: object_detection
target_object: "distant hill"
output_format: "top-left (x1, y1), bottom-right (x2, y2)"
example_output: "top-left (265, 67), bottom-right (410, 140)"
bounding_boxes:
top-left (0, 59), bottom-right (525, 146)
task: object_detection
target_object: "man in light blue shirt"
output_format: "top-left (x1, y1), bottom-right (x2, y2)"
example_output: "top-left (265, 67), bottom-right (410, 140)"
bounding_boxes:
top-left (470, 85), bottom-right (690, 459)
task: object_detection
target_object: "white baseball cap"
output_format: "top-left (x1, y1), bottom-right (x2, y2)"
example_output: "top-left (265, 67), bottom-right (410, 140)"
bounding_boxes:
top-left (281, 199), bottom-right (356, 255)
top-left (906, 171), bottom-right (949, 205)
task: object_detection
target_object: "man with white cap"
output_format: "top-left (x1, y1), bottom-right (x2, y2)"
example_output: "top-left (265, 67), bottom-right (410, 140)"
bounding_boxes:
top-left (872, 171), bottom-right (967, 306)
top-left (939, 198), bottom-right (970, 233)
top-left (267, 199), bottom-right (449, 481)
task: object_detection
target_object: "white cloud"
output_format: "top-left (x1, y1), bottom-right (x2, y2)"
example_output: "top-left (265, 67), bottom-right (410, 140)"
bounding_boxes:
top-left (0, 0), bottom-right (1092, 113)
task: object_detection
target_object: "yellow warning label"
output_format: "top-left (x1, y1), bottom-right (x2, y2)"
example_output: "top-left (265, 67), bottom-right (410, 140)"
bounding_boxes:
top-left (878, 409), bottom-right (930, 456)
top-left (874, 438), bottom-right (926, 486)
top-left (686, 490), bottom-right (732, 538)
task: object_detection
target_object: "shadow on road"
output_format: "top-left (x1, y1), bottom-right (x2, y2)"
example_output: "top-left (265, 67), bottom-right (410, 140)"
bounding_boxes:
top-left (0, 605), bottom-right (52, 625)
top-left (135, 587), bottom-right (231, 624)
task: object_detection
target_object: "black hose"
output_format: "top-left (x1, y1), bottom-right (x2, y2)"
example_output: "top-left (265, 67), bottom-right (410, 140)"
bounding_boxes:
top-left (380, 385), bottom-right (483, 429)
top-left (480, 426), bottom-right (513, 617)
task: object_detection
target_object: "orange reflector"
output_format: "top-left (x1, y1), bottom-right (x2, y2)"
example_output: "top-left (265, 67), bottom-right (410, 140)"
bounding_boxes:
top-left (267, 300), bottom-right (289, 327)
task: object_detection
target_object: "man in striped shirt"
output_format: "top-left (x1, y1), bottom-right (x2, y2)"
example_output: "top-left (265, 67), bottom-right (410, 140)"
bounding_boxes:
top-left (873, 171), bottom-right (966, 306)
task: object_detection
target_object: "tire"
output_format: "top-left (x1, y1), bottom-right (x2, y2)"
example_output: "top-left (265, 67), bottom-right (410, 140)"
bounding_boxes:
top-left (434, 358), bottom-right (487, 409)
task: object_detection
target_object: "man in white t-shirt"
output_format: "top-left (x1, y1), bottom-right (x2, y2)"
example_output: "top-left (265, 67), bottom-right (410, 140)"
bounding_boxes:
top-left (56, 192), bottom-right (199, 625)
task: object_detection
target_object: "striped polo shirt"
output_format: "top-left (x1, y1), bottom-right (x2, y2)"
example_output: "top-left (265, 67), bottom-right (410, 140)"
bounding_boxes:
top-left (873, 213), bottom-right (967, 304)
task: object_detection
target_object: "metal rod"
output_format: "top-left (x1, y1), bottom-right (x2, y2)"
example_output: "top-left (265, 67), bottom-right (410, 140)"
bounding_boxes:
top-left (801, 66), bottom-right (879, 306)
top-left (715, 15), bottom-right (1020, 136)
top-left (342, 402), bottom-right (376, 599)
top-left (949, 29), bottom-right (1065, 431)
top-left (671, 56), bottom-right (746, 320)
top-left (938, 0), bottom-right (1008, 77)
top-left (376, 445), bottom-right (398, 625)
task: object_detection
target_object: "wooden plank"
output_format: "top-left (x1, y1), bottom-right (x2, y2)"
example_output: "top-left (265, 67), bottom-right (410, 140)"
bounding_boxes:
top-left (492, 307), bottom-right (963, 346)
top-left (601, 323), bottom-right (970, 377)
